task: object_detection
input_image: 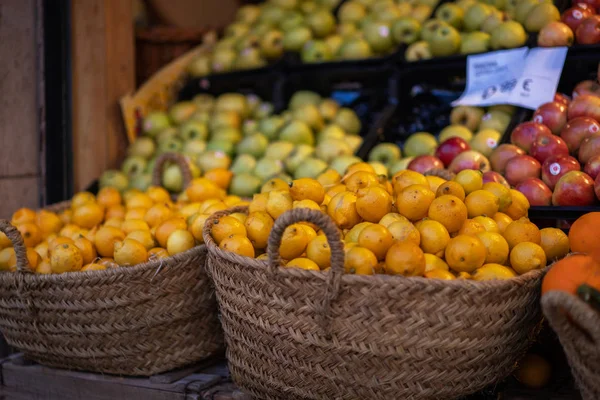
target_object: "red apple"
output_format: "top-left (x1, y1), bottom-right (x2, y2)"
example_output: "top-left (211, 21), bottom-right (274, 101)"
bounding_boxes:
top-left (584, 155), bottom-right (600, 179)
top-left (579, 134), bottom-right (600, 163)
top-left (516, 178), bottom-right (553, 206)
top-left (530, 134), bottom-right (570, 164)
top-left (505, 155), bottom-right (542, 186)
top-left (510, 122), bottom-right (553, 152)
top-left (595, 172), bottom-right (600, 201)
top-left (408, 155), bottom-right (444, 174)
top-left (568, 94), bottom-right (600, 122)
top-left (573, 2), bottom-right (598, 13)
top-left (434, 137), bottom-right (470, 167)
top-left (562, 6), bottom-right (594, 32)
top-left (538, 22), bottom-right (575, 47)
top-left (489, 144), bottom-right (526, 174)
top-left (554, 93), bottom-right (571, 106)
top-left (533, 102), bottom-right (568, 135)
top-left (561, 116), bottom-right (600, 154)
top-left (483, 171), bottom-right (510, 187)
top-left (575, 16), bottom-right (600, 44)
top-left (542, 155), bottom-right (581, 190)
top-left (448, 151), bottom-right (491, 173)
top-left (552, 171), bottom-right (596, 206)
top-left (573, 80), bottom-right (600, 98)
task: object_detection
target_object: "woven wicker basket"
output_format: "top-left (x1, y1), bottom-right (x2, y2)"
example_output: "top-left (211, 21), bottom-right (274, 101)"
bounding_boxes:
top-left (203, 207), bottom-right (546, 400)
top-left (542, 291), bottom-right (600, 400)
top-left (0, 204), bottom-right (222, 375)
top-left (151, 152), bottom-right (192, 198)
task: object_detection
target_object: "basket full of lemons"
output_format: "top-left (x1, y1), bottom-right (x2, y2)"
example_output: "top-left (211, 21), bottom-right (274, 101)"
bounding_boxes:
top-left (202, 164), bottom-right (562, 399)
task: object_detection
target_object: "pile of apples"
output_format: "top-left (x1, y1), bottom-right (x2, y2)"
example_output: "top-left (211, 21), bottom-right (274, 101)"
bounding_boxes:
top-left (495, 73), bottom-right (600, 206)
top-left (538, 0), bottom-right (600, 47)
top-left (100, 91), bottom-right (366, 197)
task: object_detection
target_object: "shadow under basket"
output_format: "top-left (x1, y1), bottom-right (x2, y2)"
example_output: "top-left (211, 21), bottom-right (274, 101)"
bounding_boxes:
top-left (0, 207), bottom-right (223, 376)
top-left (203, 207), bottom-right (546, 400)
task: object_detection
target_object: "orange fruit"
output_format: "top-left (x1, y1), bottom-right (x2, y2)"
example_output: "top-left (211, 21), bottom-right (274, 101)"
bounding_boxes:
top-left (261, 178), bottom-right (291, 193)
top-left (493, 212), bottom-right (513, 234)
top-left (185, 179), bottom-right (225, 202)
top-left (0, 231), bottom-right (11, 249)
top-left (387, 219), bottom-right (421, 246)
top-left (293, 199), bottom-right (321, 212)
top-left (424, 269), bottom-right (455, 280)
top-left (59, 223), bottom-right (81, 238)
top-left (97, 257), bottom-right (118, 268)
top-left (279, 224), bottom-right (313, 260)
top-left (204, 168), bottom-right (234, 189)
top-left (472, 264), bottom-right (517, 281)
top-left (96, 187), bottom-right (122, 208)
top-left (126, 230), bottom-right (156, 250)
top-left (71, 191), bottom-right (96, 209)
top-left (541, 254), bottom-right (600, 296)
top-left (22, 248), bottom-right (41, 271)
top-left (50, 243), bottom-right (83, 273)
top-left (426, 175), bottom-right (446, 194)
top-left (266, 190), bottom-right (293, 220)
top-left (396, 184), bottom-right (436, 221)
top-left (445, 234), bottom-right (487, 273)
top-left (325, 184), bottom-right (348, 199)
top-left (503, 218), bottom-right (541, 249)
top-left (188, 213), bottom-right (211, 243)
top-left (72, 203), bottom-right (104, 229)
top-left (104, 218), bottom-right (123, 228)
top-left (244, 212), bottom-right (274, 250)
top-left (37, 258), bottom-right (52, 274)
top-left (435, 181), bottom-right (465, 201)
top-left (424, 253), bottom-right (449, 272)
top-left (509, 242), bottom-right (546, 275)
top-left (379, 213), bottom-right (405, 228)
top-left (568, 212), bottom-right (600, 254)
top-left (155, 218), bottom-right (187, 248)
top-left (36, 210), bottom-right (64, 237)
top-left (306, 235), bottom-right (331, 269)
top-left (289, 178), bottom-right (325, 203)
top-left (385, 241), bottom-right (425, 276)
top-left (286, 257), bottom-right (320, 271)
top-left (146, 186), bottom-right (171, 203)
top-left (229, 212), bottom-right (248, 225)
top-left (11, 207), bottom-right (37, 225)
top-left (358, 224), bottom-right (394, 260)
top-left (344, 222), bottom-right (373, 243)
top-left (114, 238), bottom-right (149, 266)
top-left (223, 195), bottom-right (244, 207)
top-left (16, 223), bottom-right (42, 248)
top-left (453, 169), bottom-right (483, 195)
top-left (148, 247), bottom-right (169, 259)
top-left (417, 220), bottom-right (450, 256)
top-left (539, 228), bottom-right (570, 262)
top-left (34, 242), bottom-right (49, 259)
top-left (317, 169), bottom-right (342, 187)
top-left (458, 219), bottom-right (486, 236)
top-left (427, 195), bottom-right (468, 233)
top-left (126, 193), bottom-right (153, 209)
top-left (105, 205), bottom-right (126, 220)
top-left (219, 234), bottom-right (255, 258)
top-left (203, 201), bottom-right (228, 214)
top-left (327, 191), bottom-right (362, 229)
top-left (81, 263), bottom-right (107, 272)
top-left (59, 209), bottom-right (73, 225)
top-left (166, 229), bottom-right (195, 255)
top-left (514, 354), bottom-right (552, 389)
top-left (345, 162), bottom-right (376, 176)
top-left (181, 202), bottom-right (204, 217)
top-left (48, 236), bottom-right (75, 252)
top-left (0, 248), bottom-right (16, 270)
top-left (144, 203), bottom-right (173, 227)
top-left (345, 246), bottom-right (378, 275)
top-left (248, 193), bottom-right (269, 213)
top-left (482, 182), bottom-right (512, 212)
top-left (355, 186), bottom-right (392, 223)
top-left (504, 189), bottom-right (530, 220)
top-left (465, 190), bottom-right (500, 218)
top-left (472, 216), bottom-right (499, 233)
top-left (211, 215), bottom-right (247, 245)
top-left (391, 170), bottom-right (428, 194)
top-left (456, 271), bottom-right (472, 280)
top-left (476, 231), bottom-right (510, 265)
top-left (73, 235), bottom-right (98, 265)
top-left (94, 226), bottom-right (126, 257)
top-left (120, 219), bottom-right (150, 235)
top-left (343, 171), bottom-right (380, 192)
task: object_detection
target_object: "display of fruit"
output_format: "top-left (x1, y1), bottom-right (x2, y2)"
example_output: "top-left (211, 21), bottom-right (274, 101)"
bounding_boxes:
top-left (0, 184), bottom-right (246, 274)
top-left (100, 91), bottom-right (363, 197)
top-left (538, 1), bottom-right (600, 47)
top-left (210, 164), bottom-right (569, 278)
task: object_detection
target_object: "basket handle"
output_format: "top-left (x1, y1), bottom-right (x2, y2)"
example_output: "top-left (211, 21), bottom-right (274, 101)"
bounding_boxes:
top-left (0, 220), bottom-right (32, 273)
top-left (542, 290), bottom-right (600, 347)
top-left (151, 152), bottom-right (192, 189)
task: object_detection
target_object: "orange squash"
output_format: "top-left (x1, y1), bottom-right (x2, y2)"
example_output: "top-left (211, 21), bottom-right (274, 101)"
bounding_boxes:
top-left (542, 254), bottom-right (600, 296)
top-left (568, 212), bottom-right (600, 254)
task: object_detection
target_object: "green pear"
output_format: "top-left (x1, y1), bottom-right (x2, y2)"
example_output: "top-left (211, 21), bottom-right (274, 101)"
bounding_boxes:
top-left (293, 157), bottom-right (328, 179)
top-left (388, 157), bottom-right (415, 175)
top-left (300, 0), bottom-right (318, 13)
top-left (317, 0), bottom-right (342, 10)
top-left (415, 0), bottom-right (439, 8)
top-left (460, 32), bottom-right (491, 54)
top-left (128, 137), bottom-right (156, 159)
top-left (271, 0), bottom-right (298, 10)
top-left (158, 137), bottom-right (183, 154)
top-left (455, 0), bottom-right (476, 11)
top-left (236, 5), bottom-right (261, 24)
top-left (363, 21), bottom-right (394, 54)
top-left (210, 111), bottom-right (241, 131)
top-left (392, 17), bottom-right (422, 45)
top-left (169, 101), bottom-right (197, 125)
top-left (337, 22), bottom-right (358, 37)
top-left (514, 0), bottom-right (543, 24)
top-left (405, 41), bottom-right (432, 62)
top-left (334, 108), bottom-right (361, 135)
top-left (368, 143), bottom-right (402, 165)
top-left (211, 127), bottom-right (242, 144)
top-left (198, 150), bottom-right (232, 171)
top-left (129, 173), bottom-right (152, 192)
top-left (411, 5), bottom-right (434, 24)
top-left (289, 91), bottom-right (322, 109)
top-left (481, 10), bottom-right (507, 34)
top-left (279, 120), bottom-right (315, 145)
top-left (214, 37), bottom-right (238, 52)
top-left (259, 116), bottom-right (286, 140)
top-left (211, 49), bottom-right (236, 74)
top-left (490, 21), bottom-right (527, 50)
top-left (524, 3), bottom-right (560, 33)
top-left (338, 1), bottom-right (367, 23)
top-left (229, 173), bottom-right (262, 197)
top-left (243, 119), bottom-right (259, 136)
top-left (293, 104), bottom-right (324, 131)
top-left (122, 156), bottom-right (147, 177)
top-left (178, 120), bottom-right (209, 141)
top-left (254, 158), bottom-right (285, 181)
top-left (479, 110), bottom-right (512, 133)
top-left (259, 5), bottom-right (286, 25)
top-left (337, 38), bottom-right (373, 60)
top-left (324, 34), bottom-right (344, 55)
top-left (183, 139), bottom-right (207, 158)
top-left (187, 56), bottom-right (211, 77)
top-left (318, 99), bottom-right (340, 122)
top-left (404, 132), bottom-right (437, 156)
top-left (346, 135), bottom-right (363, 153)
top-left (283, 26), bottom-right (313, 52)
top-left (489, 104), bottom-right (516, 115)
top-left (317, 124), bottom-right (346, 142)
top-left (315, 138), bottom-right (353, 163)
top-left (230, 154), bottom-right (257, 175)
top-left (236, 133), bottom-right (269, 158)
top-left (143, 112), bottom-right (171, 137)
top-left (285, 144), bottom-right (315, 174)
top-left (439, 125), bottom-right (473, 142)
top-left (329, 155), bottom-right (362, 175)
top-left (156, 127), bottom-right (178, 144)
top-left (191, 111), bottom-right (210, 124)
top-left (260, 29), bottom-right (284, 60)
top-left (307, 9), bottom-right (336, 38)
top-left (192, 94), bottom-right (214, 112)
top-left (252, 22), bottom-right (275, 37)
top-left (254, 102), bottom-right (274, 119)
top-left (246, 94), bottom-right (261, 114)
top-left (435, 3), bottom-right (465, 29)
top-left (234, 48), bottom-right (267, 70)
top-left (99, 170), bottom-right (129, 192)
top-left (428, 24), bottom-right (461, 57)
top-left (280, 11), bottom-right (305, 32)
top-left (225, 22), bottom-right (250, 39)
top-left (464, 3), bottom-right (493, 32)
top-left (265, 141), bottom-right (296, 160)
top-left (372, 3), bottom-right (403, 23)
top-left (301, 40), bottom-right (333, 63)
top-left (421, 19), bottom-right (449, 43)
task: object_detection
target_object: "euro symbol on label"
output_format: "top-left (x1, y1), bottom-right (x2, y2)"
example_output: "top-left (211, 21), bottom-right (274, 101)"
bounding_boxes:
top-left (482, 85), bottom-right (497, 100)
top-left (522, 79), bottom-right (532, 92)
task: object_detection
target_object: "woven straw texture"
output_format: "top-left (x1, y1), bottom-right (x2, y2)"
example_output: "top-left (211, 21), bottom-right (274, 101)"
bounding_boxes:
top-left (152, 152), bottom-right (192, 197)
top-left (542, 291), bottom-right (600, 400)
top-left (204, 207), bottom-right (545, 400)
top-left (0, 201), bottom-right (223, 376)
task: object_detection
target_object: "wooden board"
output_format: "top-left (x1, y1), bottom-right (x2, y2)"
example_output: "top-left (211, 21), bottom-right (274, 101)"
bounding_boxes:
top-left (0, 177), bottom-right (40, 219)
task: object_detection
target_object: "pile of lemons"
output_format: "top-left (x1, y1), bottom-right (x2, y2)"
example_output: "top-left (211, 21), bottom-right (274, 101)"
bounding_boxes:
top-left (0, 168), bottom-right (246, 274)
top-left (211, 163), bottom-right (570, 280)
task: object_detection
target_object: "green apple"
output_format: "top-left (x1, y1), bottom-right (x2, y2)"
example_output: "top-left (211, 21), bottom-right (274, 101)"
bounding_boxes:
top-left (192, 94), bottom-right (214, 112)
top-left (490, 21), bottom-right (527, 50)
top-left (301, 40), bottom-right (333, 63)
top-left (337, 37), bottom-right (373, 60)
top-left (449, 106), bottom-right (485, 131)
top-left (504, 0), bottom-right (520, 19)
top-left (214, 37), bottom-right (237, 52)
top-left (405, 41), bottom-right (432, 61)
top-left (285, 144), bottom-right (315, 174)
top-left (404, 132), bottom-right (437, 156)
top-left (464, 3), bottom-right (493, 32)
top-left (190, 110), bottom-right (210, 124)
top-left (470, 129), bottom-right (501, 157)
top-left (198, 150), bottom-right (231, 171)
top-left (337, 22), bottom-right (358, 37)
top-left (122, 156), bottom-right (147, 177)
top-left (282, 26), bottom-right (313, 51)
top-left (225, 22), bottom-right (250, 39)
top-left (524, 3), bottom-right (560, 33)
top-left (236, 133), bottom-right (269, 158)
top-left (338, 1), bottom-right (367, 23)
top-left (182, 139), bottom-right (207, 158)
top-left (388, 157), bottom-right (414, 175)
top-left (368, 142), bottom-right (401, 165)
top-left (372, 3), bottom-right (403, 23)
top-left (329, 155), bottom-right (362, 175)
top-left (99, 170), bottom-right (129, 192)
top-left (411, 5), bottom-right (434, 24)
top-left (236, 5), bottom-right (261, 24)
top-left (428, 24), bottom-right (461, 57)
top-left (315, 138), bottom-right (353, 163)
top-left (307, 9), bottom-right (336, 38)
top-left (129, 173), bottom-right (152, 192)
top-left (216, 93), bottom-right (248, 117)
top-left (254, 102), bottom-right (274, 119)
top-left (481, 10), bottom-right (507, 34)
top-left (362, 21), bottom-right (394, 54)
top-left (489, 104), bottom-right (516, 115)
top-left (479, 110), bottom-right (512, 133)
top-left (187, 56), bottom-right (211, 77)
top-left (158, 137), bottom-right (183, 154)
top-left (242, 120), bottom-right (258, 137)
top-left (142, 111), bottom-right (171, 137)
top-left (260, 29), bottom-right (284, 60)
top-left (415, 0), bottom-right (440, 8)
top-left (439, 124), bottom-right (473, 142)
top-left (229, 173), bottom-right (262, 197)
top-left (334, 108), bottom-right (361, 135)
top-left (234, 48), bottom-right (267, 70)
top-left (271, 0), bottom-right (298, 10)
top-left (289, 91), bottom-right (321, 109)
top-left (259, 5), bottom-right (286, 25)
top-left (259, 116), bottom-right (285, 140)
top-left (128, 137), bottom-right (156, 159)
top-left (324, 35), bottom-right (344, 56)
top-left (455, 0), bottom-right (476, 11)
top-left (392, 17), bottom-right (422, 45)
top-left (317, 124), bottom-right (346, 142)
top-left (514, 0), bottom-right (543, 24)
top-left (435, 3), bottom-right (465, 29)
top-left (280, 11), bottom-right (305, 32)
top-left (254, 158), bottom-right (285, 181)
top-left (265, 141), bottom-right (296, 160)
top-left (206, 140), bottom-right (235, 156)
top-left (211, 127), bottom-right (242, 144)
top-left (211, 49), bottom-right (236, 73)
top-left (210, 111), bottom-right (241, 131)
top-left (460, 31), bottom-right (491, 54)
top-left (421, 19), bottom-right (449, 43)
top-left (293, 104), bottom-right (324, 131)
top-left (318, 99), bottom-right (340, 122)
top-left (178, 120), bottom-right (209, 141)
top-left (156, 127), bottom-right (178, 144)
top-left (346, 135), bottom-right (363, 153)
top-left (169, 101), bottom-right (197, 125)
top-left (230, 154), bottom-right (257, 175)
top-left (293, 157), bottom-right (328, 179)
top-left (252, 22), bottom-right (275, 38)
top-left (317, 0), bottom-right (342, 10)
top-left (279, 120), bottom-right (315, 145)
